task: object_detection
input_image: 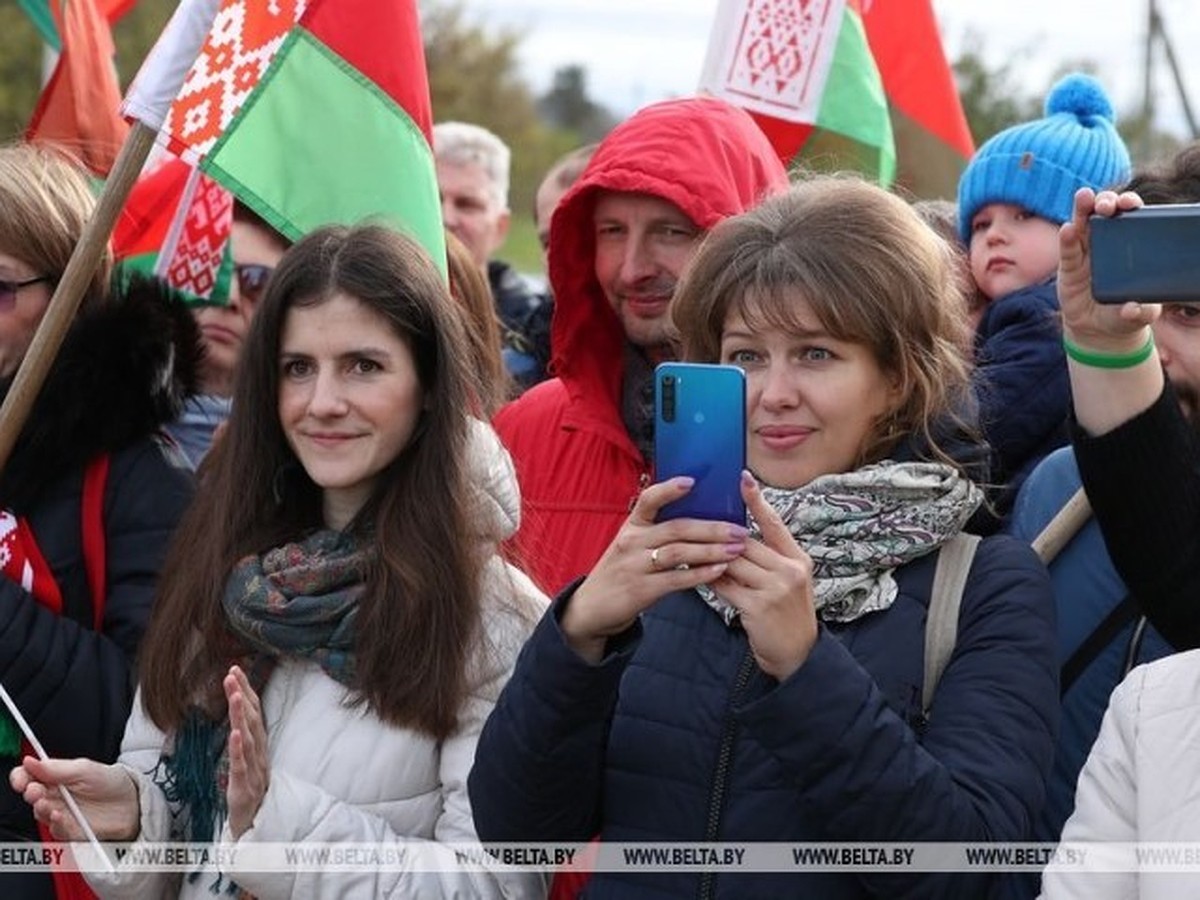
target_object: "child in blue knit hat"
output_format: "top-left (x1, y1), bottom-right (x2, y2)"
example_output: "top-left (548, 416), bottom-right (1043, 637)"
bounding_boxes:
top-left (956, 73), bottom-right (1131, 525)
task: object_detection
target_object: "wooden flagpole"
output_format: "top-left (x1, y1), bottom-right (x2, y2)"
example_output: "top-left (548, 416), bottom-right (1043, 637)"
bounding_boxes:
top-left (1032, 486), bottom-right (1093, 565)
top-left (0, 121), bottom-right (158, 475)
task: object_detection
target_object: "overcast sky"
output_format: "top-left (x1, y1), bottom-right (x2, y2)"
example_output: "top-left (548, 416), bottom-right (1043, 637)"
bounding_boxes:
top-left (458, 0), bottom-right (1199, 140)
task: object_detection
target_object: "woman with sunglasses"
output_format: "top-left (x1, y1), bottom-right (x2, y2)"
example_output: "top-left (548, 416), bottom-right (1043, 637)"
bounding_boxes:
top-left (0, 143), bottom-right (198, 900)
top-left (165, 199), bottom-right (291, 469)
top-left (12, 223), bottom-right (547, 898)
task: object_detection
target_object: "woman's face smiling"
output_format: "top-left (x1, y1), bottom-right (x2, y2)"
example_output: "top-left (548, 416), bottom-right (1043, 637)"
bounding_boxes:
top-left (278, 292), bottom-right (424, 530)
top-left (721, 294), bottom-right (900, 490)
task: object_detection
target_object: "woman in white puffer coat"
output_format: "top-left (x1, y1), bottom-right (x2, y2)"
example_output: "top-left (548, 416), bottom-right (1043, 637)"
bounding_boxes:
top-left (1040, 648), bottom-right (1200, 900)
top-left (11, 224), bottom-right (547, 899)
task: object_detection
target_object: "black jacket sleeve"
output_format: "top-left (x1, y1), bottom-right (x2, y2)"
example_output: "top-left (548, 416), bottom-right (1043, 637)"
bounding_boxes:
top-left (1073, 382), bottom-right (1200, 649)
top-left (0, 439), bottom-right (193, 761)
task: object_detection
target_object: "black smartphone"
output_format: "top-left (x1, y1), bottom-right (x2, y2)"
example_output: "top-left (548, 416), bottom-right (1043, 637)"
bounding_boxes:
top-left (654, 362), bottom-right (746, 525)
top-left (1090, 203), bottom-right (1200, 303)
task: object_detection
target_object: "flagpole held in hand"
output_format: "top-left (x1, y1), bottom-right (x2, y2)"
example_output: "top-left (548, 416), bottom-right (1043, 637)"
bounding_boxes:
top-left (0, 682), bottom-right (116, 873)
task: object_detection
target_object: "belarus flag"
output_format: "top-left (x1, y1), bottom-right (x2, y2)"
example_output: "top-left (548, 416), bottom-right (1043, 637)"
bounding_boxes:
top-left (113, 157), bottom-right (235, 306)
top-left (700, 0), bottom-right (974, 198)
top-left (122, 0), bottom-right (444, 272)
top-left (26, 0), bottom-right (131, 176)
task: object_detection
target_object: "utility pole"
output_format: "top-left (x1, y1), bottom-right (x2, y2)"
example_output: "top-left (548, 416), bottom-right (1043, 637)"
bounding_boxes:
top-left (1141, 0), bottom-right (1199, 161)
top-left (1141, 0), bottom-right (1155, 162)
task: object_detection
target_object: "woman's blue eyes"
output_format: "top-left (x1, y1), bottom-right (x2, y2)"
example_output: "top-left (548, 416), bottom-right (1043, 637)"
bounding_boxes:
top-left (725, 347), bottom-right (832, 363)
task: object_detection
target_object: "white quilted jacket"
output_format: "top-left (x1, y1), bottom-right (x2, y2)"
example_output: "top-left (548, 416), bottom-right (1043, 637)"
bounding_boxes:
top-left (85, 419), bottom-right (548, 899)
top-left (1040, 647), bottom-right (1200, 900)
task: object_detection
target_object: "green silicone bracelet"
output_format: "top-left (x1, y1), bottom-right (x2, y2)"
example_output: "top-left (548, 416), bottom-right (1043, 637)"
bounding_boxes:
top-left (1062, 333), bottom-right (1155, 369)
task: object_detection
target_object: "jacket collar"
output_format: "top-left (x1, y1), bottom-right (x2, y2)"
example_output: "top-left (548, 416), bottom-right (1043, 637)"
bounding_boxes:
top-left (0, 276), bottom-right (202, 510)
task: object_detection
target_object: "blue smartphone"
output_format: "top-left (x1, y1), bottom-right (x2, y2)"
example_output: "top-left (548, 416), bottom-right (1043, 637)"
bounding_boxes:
top-left (654, 362), bottom-right (746, 524)
top-left (1090, 204), bottom-right (1200, 303)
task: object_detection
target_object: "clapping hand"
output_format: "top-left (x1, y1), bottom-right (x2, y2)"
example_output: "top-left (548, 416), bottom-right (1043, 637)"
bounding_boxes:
top-left (225, 664), bottom-right (269, 839)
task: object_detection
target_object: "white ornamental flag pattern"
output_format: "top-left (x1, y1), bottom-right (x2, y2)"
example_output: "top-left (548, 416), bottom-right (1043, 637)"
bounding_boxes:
top-left (0, 513), bottom-right (34, 593)
top-left (157, 165), bottom-right (234, 300)
top-left (162, 0), bottom-right (306, 161)
top-left (700, 0), bottom-right (845, 124)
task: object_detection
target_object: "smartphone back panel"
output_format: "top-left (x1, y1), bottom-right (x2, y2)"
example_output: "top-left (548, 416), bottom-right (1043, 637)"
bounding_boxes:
top-left (1090, 203), bottom-right (1200, 303)
top-left (654, 362), bottom-right (746, 524)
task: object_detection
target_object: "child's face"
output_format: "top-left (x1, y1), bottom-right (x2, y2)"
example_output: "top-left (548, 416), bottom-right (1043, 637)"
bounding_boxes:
top-left (968, 203), bottom-right (1061, 301)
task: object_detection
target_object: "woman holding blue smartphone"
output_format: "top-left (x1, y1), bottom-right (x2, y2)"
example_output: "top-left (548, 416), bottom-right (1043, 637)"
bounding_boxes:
top-left (469, 176), bottom-right (1058, 898)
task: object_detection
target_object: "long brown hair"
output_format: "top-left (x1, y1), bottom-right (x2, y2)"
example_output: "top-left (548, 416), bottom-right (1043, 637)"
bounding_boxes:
top-left (672, 175), bottom-right (976, 473)
top-left (140, 224), bottom-right (486, 740)
top-left (444, 229), bottom-right (513, 414)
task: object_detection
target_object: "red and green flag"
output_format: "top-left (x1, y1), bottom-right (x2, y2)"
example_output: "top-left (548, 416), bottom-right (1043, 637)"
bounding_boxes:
top-left (700, 0), bottom-right (974, 198)
top-left (113, 156), bottom-right (234, 305)
top-left (122, 0), bottom-right (444, 273)
top-left (26, 0), bottom-right (130, 176)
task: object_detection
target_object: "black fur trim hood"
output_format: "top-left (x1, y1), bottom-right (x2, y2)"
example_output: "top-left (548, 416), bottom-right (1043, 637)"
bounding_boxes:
top-left (0, 276), bottom-right (203, 511)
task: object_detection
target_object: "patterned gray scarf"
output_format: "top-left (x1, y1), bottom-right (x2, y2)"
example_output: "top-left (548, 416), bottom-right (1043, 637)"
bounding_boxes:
top-left (697, 461), bottom-right (982, 625)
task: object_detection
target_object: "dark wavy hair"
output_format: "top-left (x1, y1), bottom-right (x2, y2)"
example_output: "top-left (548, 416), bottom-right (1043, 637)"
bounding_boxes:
top-left (140, 223), bottom-right (486, 740)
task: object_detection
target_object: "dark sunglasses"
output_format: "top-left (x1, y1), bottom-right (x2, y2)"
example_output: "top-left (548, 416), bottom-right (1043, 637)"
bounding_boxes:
top-left (234, 264), bottom-right (274, 304)
top-left (0, 275), bottom-right (50, 310)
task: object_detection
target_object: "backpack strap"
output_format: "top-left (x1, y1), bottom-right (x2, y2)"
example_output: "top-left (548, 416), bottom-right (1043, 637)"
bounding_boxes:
top-left (36, 455), bottom-right (109, 900)
top-left (1028, 485), bottom-right (1146, 697)
top-left (1059, 595), bottom-right (1138, 696)
top-left (923, 533), bottom-right (981, 717)
top-left (80, 454), bottom-right (109, 630)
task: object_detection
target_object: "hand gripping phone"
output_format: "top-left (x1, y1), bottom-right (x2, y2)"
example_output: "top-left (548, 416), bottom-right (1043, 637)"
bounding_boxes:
top-left (654, 362), bottom-right (746, 524)
top-left (1090, 203), bottom-right (1200, 303)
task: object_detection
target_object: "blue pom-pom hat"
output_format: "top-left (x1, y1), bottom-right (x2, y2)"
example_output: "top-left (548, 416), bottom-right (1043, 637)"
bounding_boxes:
top-left (956, 73), bottom-right (1132, 243)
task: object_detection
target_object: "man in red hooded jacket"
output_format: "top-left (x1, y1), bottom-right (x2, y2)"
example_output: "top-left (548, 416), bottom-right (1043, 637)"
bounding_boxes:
top-left (494, 96), bottom-right (789, 595)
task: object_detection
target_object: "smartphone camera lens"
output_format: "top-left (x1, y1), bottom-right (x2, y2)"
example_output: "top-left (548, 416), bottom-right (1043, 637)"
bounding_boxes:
top-left (662, 375), bottom-right (676, 422)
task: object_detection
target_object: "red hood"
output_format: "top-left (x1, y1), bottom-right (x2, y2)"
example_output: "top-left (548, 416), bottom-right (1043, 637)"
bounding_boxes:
top-left (547, 96), bottom-right (789, 409)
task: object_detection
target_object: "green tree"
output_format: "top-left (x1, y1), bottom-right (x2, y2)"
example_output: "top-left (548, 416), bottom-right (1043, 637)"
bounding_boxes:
top-left (952, 36), bottom-right (1183, 170)
top-left (0, 8), bottom-right (44, 142)
top-left (951, 33), bottom-right (1041, 146)
top-left (112, 0), bottom-right (176, 85)
top-left (420, 0), bottom-right (578, 222)
top-left (537, 65), bottom-right (617, 143)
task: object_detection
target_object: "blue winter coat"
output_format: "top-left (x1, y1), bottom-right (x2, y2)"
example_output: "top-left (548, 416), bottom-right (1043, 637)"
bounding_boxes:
top-left (974, 278), bottom-right (1070, 522)
top-left (469, 535), bottom-right (1058, 899)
